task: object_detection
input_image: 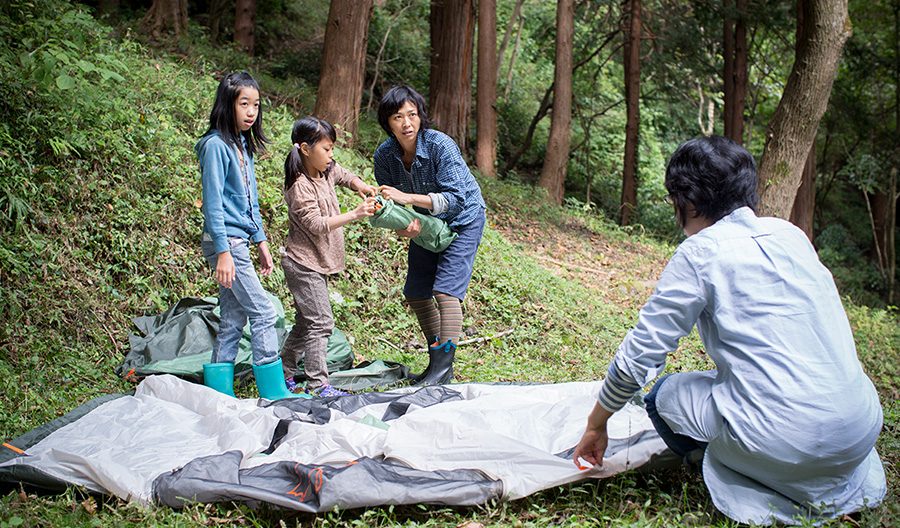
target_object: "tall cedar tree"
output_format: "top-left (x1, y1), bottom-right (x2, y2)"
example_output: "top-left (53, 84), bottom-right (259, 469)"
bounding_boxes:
top-left (314, 0), bottom-right (375, 145)
top-left (620, 0), bottom-right (641, 225)
top-left (475, 0), bottom-right (498, 178)
top-left (141, 0), bottom-right (187, 37)
top-left (234, 0), bottom-right (255, 55)
top-left (538, 0), bottom-right (574, 205)
top-left (723, 0), bottom-right (747, 144)
top-left (430, 0), bottom-right (476, 151)
top-left (788, 0), bottom-right (816, 241)
top-left (757, 0), bottom-right (851, 218)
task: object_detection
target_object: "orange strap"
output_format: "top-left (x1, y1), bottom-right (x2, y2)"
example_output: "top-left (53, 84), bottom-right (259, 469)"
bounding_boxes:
top-left (2, 443), bottom-right (24, 454)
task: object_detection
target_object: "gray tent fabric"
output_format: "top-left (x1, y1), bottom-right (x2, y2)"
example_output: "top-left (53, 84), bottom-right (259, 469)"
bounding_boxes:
top-left (154, 452), bottom-right (503, 511)
top-left (0, 375), bottom-right (676, 511)
top-left (116, 294), bottom-right (354, 382)
top-left (368, 198), bottom-right (458, 253)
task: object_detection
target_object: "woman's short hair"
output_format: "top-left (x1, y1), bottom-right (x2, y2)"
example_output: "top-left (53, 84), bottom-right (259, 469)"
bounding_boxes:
top-left (665, 135), bottom-right (759, 226)
top-left (377, 85), bottom-right (433, 137)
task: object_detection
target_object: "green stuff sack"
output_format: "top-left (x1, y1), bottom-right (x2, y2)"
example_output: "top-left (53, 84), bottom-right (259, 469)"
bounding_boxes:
top-left (117, 295), bottom-right (354, 382)
top-left (368, 197), bottom-right (458, 253)
top-left (327, 359), bottom-right (411, 392)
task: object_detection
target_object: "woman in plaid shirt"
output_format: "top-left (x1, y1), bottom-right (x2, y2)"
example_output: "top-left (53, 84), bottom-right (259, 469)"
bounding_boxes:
top-left (373, 85), bottom-right (487, 386)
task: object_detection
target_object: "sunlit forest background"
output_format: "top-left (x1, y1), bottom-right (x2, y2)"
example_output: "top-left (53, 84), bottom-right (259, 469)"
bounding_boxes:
top-left (24, 0), bottom-right (897, 307)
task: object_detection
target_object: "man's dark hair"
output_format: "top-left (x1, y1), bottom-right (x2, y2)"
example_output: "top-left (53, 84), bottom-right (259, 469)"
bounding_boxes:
top-left (377, 85), bottom-right (434, 137)
top-left (665, 135), bottom-right (759, 226)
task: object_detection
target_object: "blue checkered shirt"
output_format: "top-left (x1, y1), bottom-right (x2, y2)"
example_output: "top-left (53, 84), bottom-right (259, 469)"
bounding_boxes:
top-left (373, 128), bottom-right (486, 229)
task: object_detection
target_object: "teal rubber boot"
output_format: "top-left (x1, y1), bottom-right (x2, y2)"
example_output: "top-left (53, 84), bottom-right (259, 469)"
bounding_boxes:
top-left (202, 362), bottom-right (236, 397)
top-left (253, 358), bottom-right (310, 400)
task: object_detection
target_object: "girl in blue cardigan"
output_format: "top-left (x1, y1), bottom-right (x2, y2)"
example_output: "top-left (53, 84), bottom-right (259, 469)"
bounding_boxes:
top-left (196, 72), bottom-right (299, 400)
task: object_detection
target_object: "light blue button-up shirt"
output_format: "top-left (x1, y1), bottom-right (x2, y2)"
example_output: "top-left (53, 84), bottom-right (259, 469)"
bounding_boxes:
top-left (603, 207), bottom-right (885, 524)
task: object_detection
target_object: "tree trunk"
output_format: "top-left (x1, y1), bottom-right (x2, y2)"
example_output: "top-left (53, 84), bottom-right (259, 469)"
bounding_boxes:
top-left (732, 0), bottom-right (747, 143)
top-left (141, 0), bottom-right (188, 38)
top-left (788, 146), bottom-right (816, 240)
top-left (234, 0), bottom-right (256, 55)
top-left (537, 0), bottom-right (574, 205)
top-left (475, 0), bottom-right (498, 177)
top-left (497, 0), bottom-right (525, 79)
top-left (430, 0), bottom-right (476, 151)
top-left (888, 168), bottom-right (897, 305)
top-left (208, 0), bottom-right (229, 44)
top-left (503, 84), bottom-right (553, 174)
top-left (620, 0), bottom-right (641, 225)
top-left (756, 0), bottom-right (852, 218)
top-left (314, 0), bottom-right (375, 145)
top-left (723, 0), bottom-right (747, 143)
top-left (871, 188), bottom-right (889, 270)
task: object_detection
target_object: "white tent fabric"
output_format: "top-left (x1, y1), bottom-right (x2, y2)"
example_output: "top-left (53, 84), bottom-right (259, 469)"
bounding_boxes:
top-left (0, 375), bottom-right (671, 509)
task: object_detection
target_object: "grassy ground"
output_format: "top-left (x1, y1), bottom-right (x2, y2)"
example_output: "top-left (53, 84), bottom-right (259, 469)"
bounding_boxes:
top-left (0, 1), bottom-right (898, 525)
top-left (1, 175), bottom-right (898, 527)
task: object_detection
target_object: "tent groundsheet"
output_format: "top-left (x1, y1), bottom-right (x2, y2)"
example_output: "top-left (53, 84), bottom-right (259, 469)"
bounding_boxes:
top-left (0, 375), bottom-right (676, 511)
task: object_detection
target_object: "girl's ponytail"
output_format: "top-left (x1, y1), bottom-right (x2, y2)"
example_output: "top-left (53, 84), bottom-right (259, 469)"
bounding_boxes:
top-left (284, 143), bottom-right (304, 191)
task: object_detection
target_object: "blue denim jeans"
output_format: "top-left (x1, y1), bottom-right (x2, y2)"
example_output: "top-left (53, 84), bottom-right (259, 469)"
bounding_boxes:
top-left (202, 237), bottom-right (278, 366)
top-left (644, 374), bottom-right (708, 458)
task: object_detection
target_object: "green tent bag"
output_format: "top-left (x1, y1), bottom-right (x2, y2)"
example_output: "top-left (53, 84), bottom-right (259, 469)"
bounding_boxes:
top-left (368, 197), bottom-right (458, 253)
top-left (116, 294), bottom-right (354, 382)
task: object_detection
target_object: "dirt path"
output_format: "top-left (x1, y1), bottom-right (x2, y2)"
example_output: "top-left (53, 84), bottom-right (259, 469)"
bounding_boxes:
top-left (488, 208), bottom-right (670, 311)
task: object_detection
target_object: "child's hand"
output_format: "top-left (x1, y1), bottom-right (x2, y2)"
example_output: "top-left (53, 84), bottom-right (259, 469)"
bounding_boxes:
top-left (357, 183), bottom-right (378, 198)
top-left (216, 251), bottom-right (236, 288)
top-left (257, 241), bottom-right (274, 276)
top-left (354, 196), bottom-right (377, 219)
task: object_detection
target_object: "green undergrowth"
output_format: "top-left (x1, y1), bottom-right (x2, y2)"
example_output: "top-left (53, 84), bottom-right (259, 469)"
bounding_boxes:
top-left (0, 1), bottom-right (898, 527)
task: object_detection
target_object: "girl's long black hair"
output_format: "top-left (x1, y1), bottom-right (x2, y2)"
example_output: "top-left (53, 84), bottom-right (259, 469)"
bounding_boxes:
top-left (202, 71), bottom-right (270, 157)
top-left (284, 116), bottom-right (337, 191)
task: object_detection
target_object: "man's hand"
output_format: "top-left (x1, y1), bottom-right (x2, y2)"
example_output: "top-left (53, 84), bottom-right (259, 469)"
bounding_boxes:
top-left (572, 402), bottom-right (614, 469)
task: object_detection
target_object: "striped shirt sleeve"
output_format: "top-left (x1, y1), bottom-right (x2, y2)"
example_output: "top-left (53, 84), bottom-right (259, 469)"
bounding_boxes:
top-left (597, 363), bottom-right (642, 413)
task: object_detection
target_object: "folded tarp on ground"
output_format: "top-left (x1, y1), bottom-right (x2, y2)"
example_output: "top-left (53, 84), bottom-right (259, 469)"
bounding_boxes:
top-left (116, 295), bottom-right (354, 383)
top-left (0, 375), bottom-right (676, 511)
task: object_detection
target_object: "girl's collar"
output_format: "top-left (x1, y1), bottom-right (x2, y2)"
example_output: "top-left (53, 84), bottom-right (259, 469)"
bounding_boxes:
top-left (301, 160), bottom-right (335, 180)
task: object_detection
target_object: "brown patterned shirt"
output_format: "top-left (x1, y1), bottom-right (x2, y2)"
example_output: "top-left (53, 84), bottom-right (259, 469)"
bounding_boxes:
top-left (284, 161), bottom-right (362, 274)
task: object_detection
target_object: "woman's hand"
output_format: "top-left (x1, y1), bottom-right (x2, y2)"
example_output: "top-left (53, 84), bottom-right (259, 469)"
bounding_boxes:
top-left (395, 218), bottom-right (422, 238)
top-left (378, 185), bottom-right (411, 205)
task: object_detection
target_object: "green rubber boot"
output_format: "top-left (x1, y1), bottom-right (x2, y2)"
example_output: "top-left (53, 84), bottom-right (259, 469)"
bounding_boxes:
top-left (408, 334), bottom-right (439, 383)
top-left (253, 357), bottom-right (310, 400)
top-left (202, 362), bottom-right (236, 397)
top-left (413, 340), bottom-right (456, 386)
